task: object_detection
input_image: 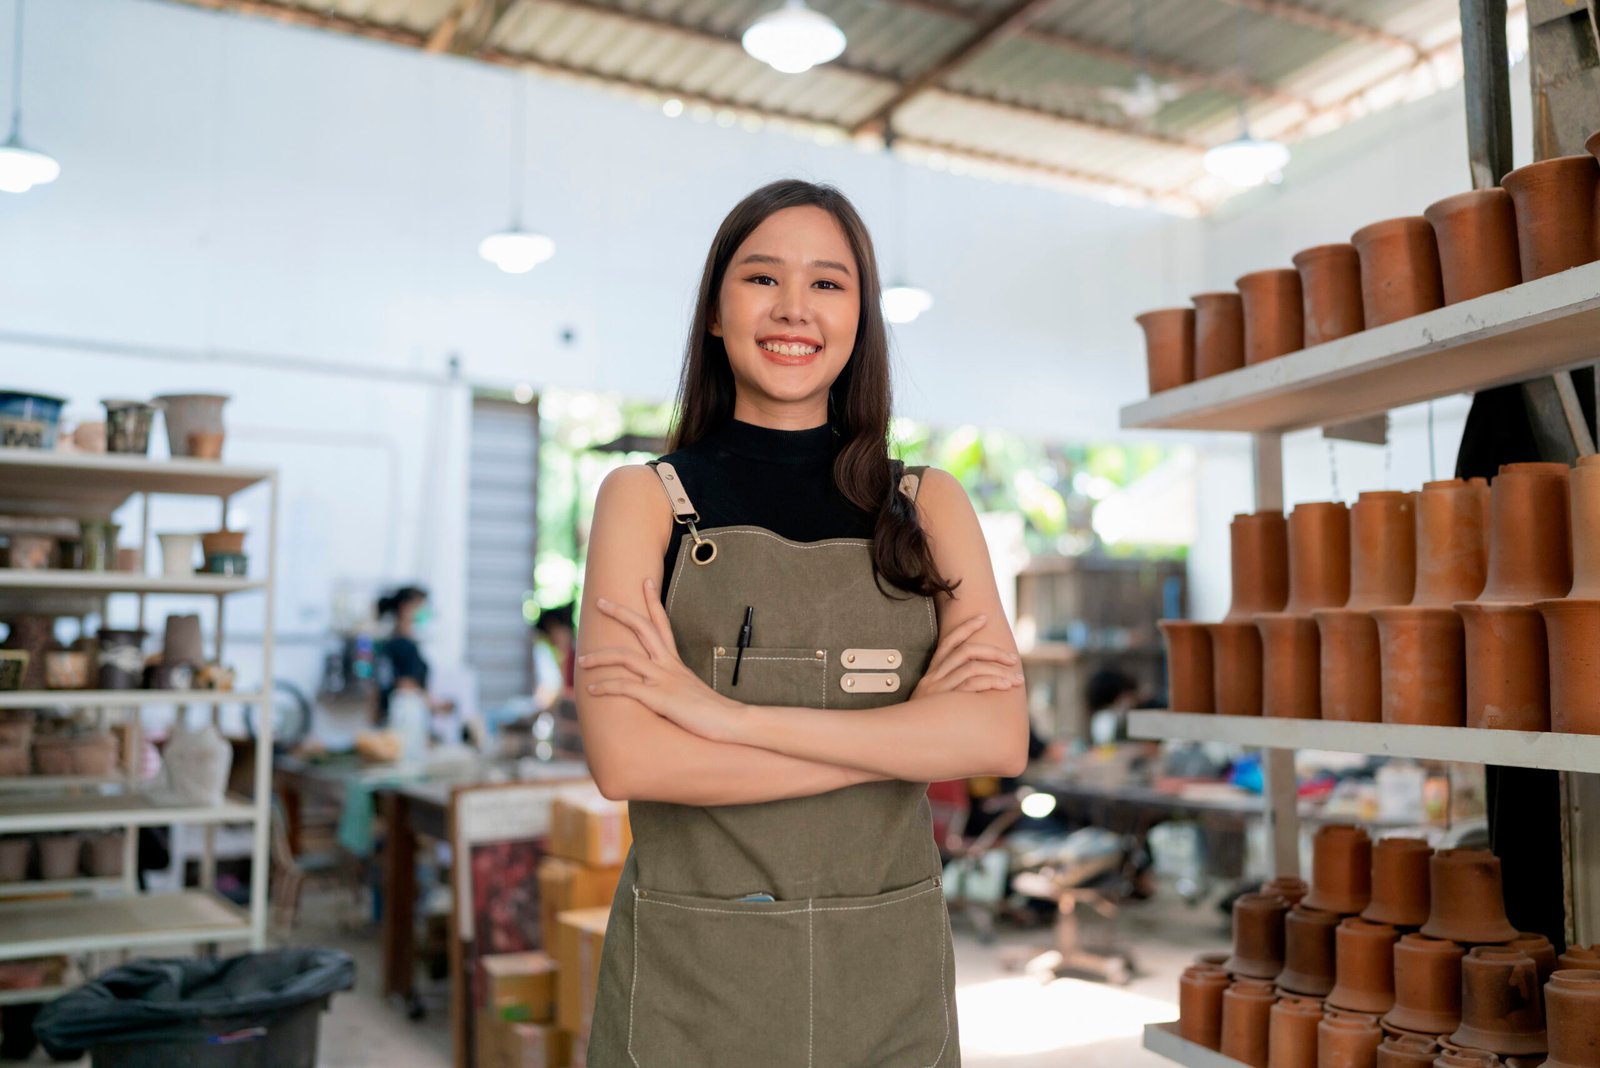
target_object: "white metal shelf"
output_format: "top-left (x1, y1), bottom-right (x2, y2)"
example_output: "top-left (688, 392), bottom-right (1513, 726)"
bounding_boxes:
top-left (1143, 1022), bottom-right (1249, 1068)
top-left (0, 876), bottom-right (123, 899)
top-left (1129, 711), bottom-right (1600, 773)
top-left (0, 774), bottom-right (123, 792)
top-left (0, 570), bottom-right (264, 595)
top-left (1120, 261), bottom-right (1600, 434)
top-left (0, 793), bottom-right (258, 833)
top-left (0, 690), bottom-right (267, 710)
top-left (0, 891), bottom-right (251, 960)
top-left (0, 450), bottom-right (272, 518)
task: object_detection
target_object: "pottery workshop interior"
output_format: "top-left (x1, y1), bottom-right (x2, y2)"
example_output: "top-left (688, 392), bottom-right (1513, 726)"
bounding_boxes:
top-left (3, 0), bottom-right (1600, 1066)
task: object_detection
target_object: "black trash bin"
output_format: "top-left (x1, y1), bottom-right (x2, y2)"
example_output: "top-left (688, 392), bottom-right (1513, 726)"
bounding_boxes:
top-left (34, 947), bottom-right (355, 1068)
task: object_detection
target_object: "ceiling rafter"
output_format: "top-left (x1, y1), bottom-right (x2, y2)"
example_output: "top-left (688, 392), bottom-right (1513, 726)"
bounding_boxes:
top-left (425, 0), bottom-right (517, 55)
top-left (1209, 0), bottom-right (1426, 58)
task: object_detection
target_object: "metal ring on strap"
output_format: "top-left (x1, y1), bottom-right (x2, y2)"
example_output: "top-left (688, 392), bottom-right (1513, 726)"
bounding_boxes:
top-left (649, 460), bottom-right (717, 565)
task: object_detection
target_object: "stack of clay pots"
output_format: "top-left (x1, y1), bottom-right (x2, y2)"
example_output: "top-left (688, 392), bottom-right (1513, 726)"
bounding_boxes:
top-left (1536, 456), bottom-right (1600, 735)
top-left (1257, 502), bottom-right (1350, 719)
top-left (1316, 493), bottom-right (1416, 722)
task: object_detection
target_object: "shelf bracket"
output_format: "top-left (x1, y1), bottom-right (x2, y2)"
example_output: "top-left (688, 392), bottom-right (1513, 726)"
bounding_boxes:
top-left (1321, 414), bottom-right (1388, 445)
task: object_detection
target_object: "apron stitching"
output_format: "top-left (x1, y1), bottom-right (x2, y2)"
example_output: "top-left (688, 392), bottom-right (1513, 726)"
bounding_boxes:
top-left (925, 896), bottom-right (952, 1067)
top-left (809, 884), bottom-right (943, 912)
top-left (636, 900), bottom-right (811, 916)
top-left (807, 900), bottom-right (815, 1068)
top-left (627, 886), bottom-right (643, 1068)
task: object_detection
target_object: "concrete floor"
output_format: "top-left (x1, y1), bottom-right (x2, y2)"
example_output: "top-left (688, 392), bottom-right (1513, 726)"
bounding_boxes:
top-left (2, 887), bottom-right (1229, 1067)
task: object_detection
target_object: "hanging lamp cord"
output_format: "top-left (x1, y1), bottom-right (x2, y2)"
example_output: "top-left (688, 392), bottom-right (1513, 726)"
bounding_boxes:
top-left (8, 0), bottom-right (25, 139)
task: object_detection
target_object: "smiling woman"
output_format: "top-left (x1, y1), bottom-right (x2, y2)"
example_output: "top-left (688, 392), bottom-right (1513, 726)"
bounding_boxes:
top-left (576, 179), bottom-right (1029, 1068)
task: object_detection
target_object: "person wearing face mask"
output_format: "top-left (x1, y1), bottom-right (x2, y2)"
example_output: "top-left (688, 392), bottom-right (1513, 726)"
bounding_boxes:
top-left (373, 585), bottom-right (452, 729)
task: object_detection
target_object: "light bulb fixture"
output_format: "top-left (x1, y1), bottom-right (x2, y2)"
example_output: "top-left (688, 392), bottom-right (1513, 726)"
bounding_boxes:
top-left (481, 71), bottom-right (555, 274)
top-left (880, 128), bottom-right (933, 325)
top-left (1203, 131), bottom-right (1290, 188)
top-left (0, 0), bottom-right (58, 195)
top-left (882, 284), bottom-right (933, 324)
top-left (742, 0), bottom-right (846, 75)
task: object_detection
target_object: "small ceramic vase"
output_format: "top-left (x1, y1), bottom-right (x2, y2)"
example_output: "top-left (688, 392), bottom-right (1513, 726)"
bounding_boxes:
top-left (1421, 849), bottom-right (1518, 944)
top-left (1293, 243), bottom-right (1365, 347)
top-left (1451, 947), bottom-right (1547, 1056)
top-left (1424, 189), bottom-right (1522, 303)
top-left (1194, 291), bottom-right (1246, 379)
top-left (1501, 155), bottom-right (1600, 280)
top-left (1383, 934), bottom-right (1465, 1036)
top-left (1352, 217), bottom-right (1445, 327)
top-left (1327, 919), bottom-right (1400, 1015)
top-left (1137, 308), bottom-right (1197, 394)
top-left (1238, 269), bottom-right (1305, 364)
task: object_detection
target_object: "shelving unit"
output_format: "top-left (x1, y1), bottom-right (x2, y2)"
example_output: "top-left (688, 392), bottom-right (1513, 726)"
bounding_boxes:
top-left (0, 451), bottom-right (276, 989)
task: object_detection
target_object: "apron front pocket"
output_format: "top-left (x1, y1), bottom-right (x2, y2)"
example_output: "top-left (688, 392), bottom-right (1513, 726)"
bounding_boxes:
top-left (630, 885), bottom-right (812, 1068)
top-left (710, 644), bottom-right (828, 708)
top-left (811, 875), bottom-right (955, 1067)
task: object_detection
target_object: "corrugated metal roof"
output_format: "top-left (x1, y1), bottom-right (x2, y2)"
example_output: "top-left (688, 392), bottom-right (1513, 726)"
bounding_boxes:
top-left (173, 0), bottom-right (1515, 214)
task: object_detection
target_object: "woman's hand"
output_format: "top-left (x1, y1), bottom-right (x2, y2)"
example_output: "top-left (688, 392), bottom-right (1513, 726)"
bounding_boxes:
top-left (912, 613), bottom-right (1025, 700)
top-left (578, 578), bottom-right (749, 744)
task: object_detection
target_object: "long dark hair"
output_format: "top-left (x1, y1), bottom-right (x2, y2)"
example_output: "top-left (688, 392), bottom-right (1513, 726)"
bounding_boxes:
top-left (667, 179), bottom-right (957, 600)
top-left (377, 585), bottom-right (428, 620)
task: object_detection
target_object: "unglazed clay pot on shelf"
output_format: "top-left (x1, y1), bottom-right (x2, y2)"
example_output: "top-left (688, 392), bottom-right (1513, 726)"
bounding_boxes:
top-left (1137, 307), bottom-right (1197, 394)
top-left (1421, 849), bottom-right (1517, 944)
top-left (1451, 947), bottom-right (1547, 1056)
top-left (1501, 154), bottom-right (1600, 280)
top-left (1305, 824), bottom-right (1373, 915)
top-left (1318, 492), bottom-right (1417, 722)
top-left (1557, 945), bottom-right (1600, 972)
top-left (1374, 479), bottom-right (1491, 727)
top-left (1362, 837), bottom-right (1432, 928)
top-left (1435, 1050), bottom-right (1502, 1068)
top-left (1423, 189), bottom-right (1523, 304)
top-left (1162, 621), bottom-right (1215, 713)
top-left (1327, 918), bottom-right (1400, 1015)
top-left (1507, 934), bottom-right (1557, 988)
top-left (1351, 217), bottom-right (1445, 327)
top-left (1228, 892), bottom-right (1291, 979)
top-left (1383, 934), bottom-right (1465, 1037)
top-left (1458, 463), bottom-right (1572, 732)
top-left (1259, 502), bottom-right (1351, 719)
top-left (1223, 977), bottom-right (1279, 1068)
top-left (1238, 268), bottom-right (1305, 365)
top-left (1180, 963), bottom-right (1233, 1049)
top-left (1319, 1011), bottom-right (1385, 1068)
top-left (1280, 905), bottom-right (1342, 997)
top-left (1213, 510), bottom-right (1291, 716)
top-left (1292, 243), bottom-right (1365, 347)
top-left (1269, 996), bottom-right (1325, 1068)
top-left (1543, 969), bottom-right (1600, 1068)
top-left (1265, 875), bottom-right (1311, 909)
top-left (1194, 291), bottom-right (1246, 380)
top-left (1376, 1035), bottom-right (1440, 1068)
top-left (1535, 457), bottom-right (1600, 735)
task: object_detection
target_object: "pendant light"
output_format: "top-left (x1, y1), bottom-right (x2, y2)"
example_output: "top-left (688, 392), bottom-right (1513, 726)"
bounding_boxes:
top-left (479, 72), bottom-right (555, 274)
top-left (0, 0), bottom-right (59, 194)
top-left (1203, 8), bottom-right (1289, 189)
top-left (881, 128), bottom-right (933, 325)
top-left (742, 0), bottom-right (846, 75)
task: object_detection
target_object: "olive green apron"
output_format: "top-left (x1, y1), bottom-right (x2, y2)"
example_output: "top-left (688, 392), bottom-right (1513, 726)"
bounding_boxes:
top-left (585, 460), bottom-right (960, 1068)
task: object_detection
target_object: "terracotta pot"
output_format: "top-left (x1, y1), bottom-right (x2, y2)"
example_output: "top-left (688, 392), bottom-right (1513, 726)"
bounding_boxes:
top-left (1452, 947), bottom-right (1547, 1056)
top-left (187, 430), bottom-right (225, 460)
top-left (71, 733), bottom-right (117, 776)
top-left (1435, 1050), bottom-right (1501, 1068)
top-left (1374, 607), bottom-right (1468, 727)
top-left (1284, 503), bottom-right (1355, 614)
top-left (1230, 511), bottom-right (1293, 620)
top-left (34, 736), bottom-right (73, 776)
top-left (1223, 977), bottom-right (1279, 1068)
top-left (1321, 1011), bottom-right (1385, 1068)
top-left (1544, 969), bottom-right (1600, 1068)
top-left (1162, 621), bottom-right (1215, 713)
top-left (1319, 492), bottom-right (1417, 722)
top-left (1181, 964), bottom-right (1234, 1049)
top-left (1377, 1036), bottom-right (1441, 1068)
top-left (1507, 934), bottom-right (1557, 988)
top-left (1501, 155), bottom-right (1600, 280)
top-left (1258, 614), bottom-right (1322, 719)
top-left (0, 837), bottom-right (29, 882)
top-left (1271, 996), bottom-right (1325, 1068)
top-left (1412, 480), bottom-right (1494, 608)
top-left (1384, 934), bottom-right (1465, 1036)
top-left (38, 834), bottom-right (82, 880)
top-left (1352, 217), bottom-right (1446, 327)
top-left (1211, 620), bottom-right (1267, 716)
top-left (1305, 825), bottom-right (1373, 916)
top-left (1478, 464), bottom-right (1573, 604)
top-left (1318, 608), bottom-right (1385, 723)
top-left (1238, 269), bottom-right (1305, 365)
top-left (201, 530), bottom-right (246, 558)
top-left (1459, 602), bottom-right (1551, 731)
top-left (1424, 190), bottom-right (1523, 304)
top-left (1266, 876), bottom-right (1311, 909)
top-left (1281, 905), bottom-right (1343, 997)
top-left (1556, 946), bottom-right (1600, 972)
top-left (1538, 599), bottom-right (1600, 734)
top-left (1293, 244), bottom-right (1365, 347)
top-left (1328, 918), bottom-right (1400, 1015)
top-left (1567, 457), bottom-right (1600, 599)
top-left (1364, 838), bottom-right (1433, 929)
top-left (1137, 308), bottom-right (1197, 394)
top-left (1421, 849), bottom-right (1517, 944)
top-left (1194, 291), bottom-right (1246, 380)
top-left (1229, 892), bottom-right (1291, 978)
top-left (86, 831), bottom-right (125, 877)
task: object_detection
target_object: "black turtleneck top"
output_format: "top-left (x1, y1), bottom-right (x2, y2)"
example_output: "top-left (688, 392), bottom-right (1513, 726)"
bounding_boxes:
top-left (654, 419), bottom-right (877, 603)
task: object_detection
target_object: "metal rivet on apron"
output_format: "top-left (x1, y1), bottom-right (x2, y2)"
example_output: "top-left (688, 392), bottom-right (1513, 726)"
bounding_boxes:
top-left (888, 653), bottom-right (898, 665)
top-left (846, 653), bottom-right (856, 664)
top-left (815, 650), bottom-right (824, 659)
top-left (715, 646), bottom-right (726, 656)
top-left (844, 677), bottom-right (854, 687)
top-left (664, 472), bottom-right (675, 480)
top-left (883, 677), bottom-right (893, 688)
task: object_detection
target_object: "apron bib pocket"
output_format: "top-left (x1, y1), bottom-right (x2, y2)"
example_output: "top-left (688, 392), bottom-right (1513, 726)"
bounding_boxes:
top-left (710, 645), bottom-right (828, 708)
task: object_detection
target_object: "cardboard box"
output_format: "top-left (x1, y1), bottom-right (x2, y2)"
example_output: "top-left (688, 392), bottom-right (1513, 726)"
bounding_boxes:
top-left (501, 1021), bottom-right (570, 1068)
top-left (538, 857), bottom-right (622, 946)
top-left (554, 906), bottom-right (611, 1036)
top-left (477, 1010), bottom-right (505, 1068)
top-left (481, 951), bottom-right (557, 1024)
top-left (549, 792), bottom-right (632, 867)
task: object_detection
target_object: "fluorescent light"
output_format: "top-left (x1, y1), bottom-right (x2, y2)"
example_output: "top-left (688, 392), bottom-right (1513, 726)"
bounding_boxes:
top-left (742, 0), bottom-right (846, 75)
top-left (479, 229), bottom-right (556, 274)
top-left (882, 284), bottom-right (934, 324)
top-left (1203, 133), bottom-right (1290, 188)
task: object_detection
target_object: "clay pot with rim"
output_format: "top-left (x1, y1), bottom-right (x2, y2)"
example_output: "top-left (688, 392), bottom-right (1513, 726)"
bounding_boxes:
top-left (1363, 837), bottom-right (1432, 928)
top-left (1229, 892), bottom-right (1291, 978)
top-left (1293, 243), bottom-right (1365, 347)
top-left (1452, 947), bottom-right (1547, 1056)
top-left (1543, 969), bottom-right (1600, 1068)
top-left (1318, 492), bottom-right (1417, 722)
top-left (1270, 996), bottom-right (1325, 1068)
top-left (1180, 963), bottom-right (1233, 1049)
top-left (1223, 977), bottom-right (1279, 1068)
top-left (1280, 905), bottom-right (1342, 997)
top-left (1320, 1011), bottom-right (1385, 1068)
top-left (1421, 849), bottom-right (1517, 944)
top-left (1305, 824), bottom-right (1373, 915)
top-left (1259, 502), bottom-right (1351, 719)
top-left (1384, 934), bottom-right (1465, 1037)
top-left (1162, 621), bottom-right (1214, 713)
top-left (1424, 189), bottom-right (1523, 304)
top-left (1213, 510), bottom-right (1291, 716)
top-left (1458, 463), bottom-right (1572, 732)
top-left (1507, 934), bottom-right (1557, 988)
top-left (1266, 875), bottom-right (1311, 909)
top-left (1194, 291), bottom-right (1246, 380)
top-left (1352, 217), bottom-right (1446, 327)
top-left (1378, 1036), bottom-right (1441, 1068)
top-left (1375, 479), bottom-right (1491, 727)
top-left (1137, 307), bottom-right (1197, 394)
top-left (0, 837), bottom-right (29, 882)
top-left (1238, 269), bottom-right (1305, 365)
top-left (1501, 155), bottom-right (1600, 280)
top-left (1328, 918), bottom-right (1400, 1015)
top-left (1536, 457), bottom-right (1600, 735)
top-left (1557, 946), bottom-right (1600, 972)
top-left (1435, 1050), bottom-right (1501, 1068)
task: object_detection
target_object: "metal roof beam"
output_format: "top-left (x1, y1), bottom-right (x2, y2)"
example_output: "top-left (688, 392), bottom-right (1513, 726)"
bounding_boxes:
top-left (425, 0), bottom-right (517, 55)
top-left (1210, 0), bottom-right (1426, 57)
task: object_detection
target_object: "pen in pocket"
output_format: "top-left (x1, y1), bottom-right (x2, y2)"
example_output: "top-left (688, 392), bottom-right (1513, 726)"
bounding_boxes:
top-left (732, 604), bottom-right (754, 685)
